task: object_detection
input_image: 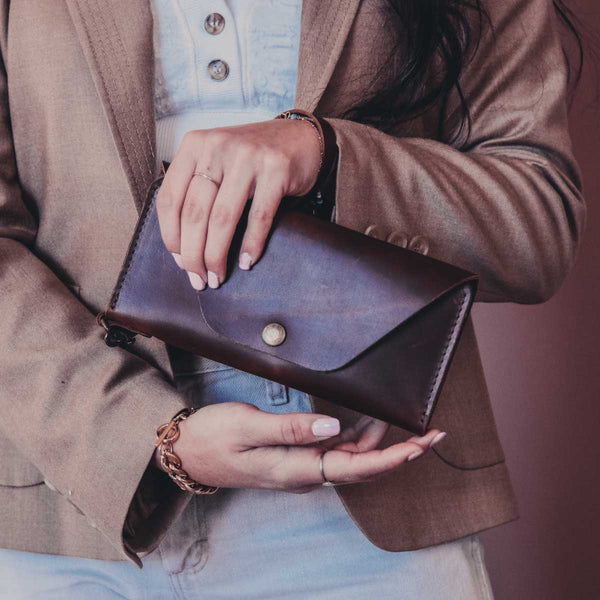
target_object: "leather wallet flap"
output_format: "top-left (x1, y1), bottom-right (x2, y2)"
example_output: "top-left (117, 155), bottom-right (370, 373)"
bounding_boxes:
top-left (198, 210), bottom-right (476, 372)
top-left (103, 179), bottom-right (478, 433)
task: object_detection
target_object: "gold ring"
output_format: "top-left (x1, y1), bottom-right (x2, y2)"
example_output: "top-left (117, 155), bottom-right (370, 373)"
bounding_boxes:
top-left (319, 451), bottom-right (336, 487)
top-left (193, 171), bottom-right (219, 186)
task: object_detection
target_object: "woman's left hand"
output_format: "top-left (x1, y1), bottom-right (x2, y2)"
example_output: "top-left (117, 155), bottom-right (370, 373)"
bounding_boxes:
top-left (156, 119), bottom-right (321, 290)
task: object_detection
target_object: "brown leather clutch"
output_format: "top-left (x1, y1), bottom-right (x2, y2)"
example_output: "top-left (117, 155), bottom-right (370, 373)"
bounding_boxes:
top-left (99, 178), bottom-right (478, 435)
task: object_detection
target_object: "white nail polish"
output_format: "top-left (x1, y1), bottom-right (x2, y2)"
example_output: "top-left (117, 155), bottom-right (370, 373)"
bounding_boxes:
top-left (171, 253), bottom-right (184, 269)
top-left (408, 449), bottom-right (424, 462)
top-left (430, 432), bottom-right (447, 448)
top-left (239, 252), bottom-right (253, 270)
top-left (187, 271), bottom-right (205, 291)
top-left (312, 418), bottom-right (340, 437)
top-left (207, 271), bottom-right (219, 289)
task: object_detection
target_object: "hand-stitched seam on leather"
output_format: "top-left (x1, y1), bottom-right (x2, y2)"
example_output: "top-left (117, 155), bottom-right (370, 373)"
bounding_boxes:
top-left (420, 287), bottom-right (469, 425)
top-left (109, 183), bottom-right (160, 309)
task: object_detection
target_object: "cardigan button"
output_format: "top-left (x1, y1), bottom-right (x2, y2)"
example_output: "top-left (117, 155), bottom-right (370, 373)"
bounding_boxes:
top-left (208, 59), bottom-right (229, 81)
top-left (204, 13), bottom-right (225, 35)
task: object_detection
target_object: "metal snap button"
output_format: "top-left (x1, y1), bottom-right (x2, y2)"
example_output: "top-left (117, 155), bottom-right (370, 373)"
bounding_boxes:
top-left (204, 13), bottom-right (225, 35)
top-left (207, 59), bottom-right (229, 81)
top-left (262, 323), bottom-right (286, 347)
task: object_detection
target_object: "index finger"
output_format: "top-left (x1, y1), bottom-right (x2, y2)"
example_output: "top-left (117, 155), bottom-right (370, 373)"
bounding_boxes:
top-left (155, 143), bottom-right (198, 253)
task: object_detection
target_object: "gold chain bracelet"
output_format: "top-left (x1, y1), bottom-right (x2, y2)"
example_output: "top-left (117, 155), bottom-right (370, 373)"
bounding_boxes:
top-left (275, 109), bottom-right (325, 174)
top-left (155, 408), bottom-right (219, 495)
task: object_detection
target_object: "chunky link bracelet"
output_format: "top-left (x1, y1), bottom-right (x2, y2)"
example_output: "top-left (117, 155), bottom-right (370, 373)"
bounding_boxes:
top-left (155, 408), bottom-right (219, 495)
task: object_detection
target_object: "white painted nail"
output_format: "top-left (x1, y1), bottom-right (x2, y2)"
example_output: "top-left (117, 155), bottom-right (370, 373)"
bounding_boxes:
top-left (312, 418), bottom-right (340, 437)
top-left (239, 252), bottom-right (253, 270)
top-left (408, 449), bottom-right (425, 462)
top-left (430, 432), bottom-right (447, 448)
top-left (186, 271), bottom-right (205, 291)
top-left (171, 252), bottom-right (184, 269)
top-left (207, 271), bottom-right (219, 289)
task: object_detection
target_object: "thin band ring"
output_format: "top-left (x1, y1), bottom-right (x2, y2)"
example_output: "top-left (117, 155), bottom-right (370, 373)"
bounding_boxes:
top-left (319, 451), bottom-right (336, 487)
top-left (193, 171), bottom-right (219, 186)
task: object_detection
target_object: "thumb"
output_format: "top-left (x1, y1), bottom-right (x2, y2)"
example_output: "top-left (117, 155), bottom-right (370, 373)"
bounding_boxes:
top-left (245, 411), bottom-right (341, 447)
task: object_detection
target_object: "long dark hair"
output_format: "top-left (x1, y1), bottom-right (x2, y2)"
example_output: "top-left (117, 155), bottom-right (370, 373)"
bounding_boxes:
top-left (344, 1), bottom-right (583, 141)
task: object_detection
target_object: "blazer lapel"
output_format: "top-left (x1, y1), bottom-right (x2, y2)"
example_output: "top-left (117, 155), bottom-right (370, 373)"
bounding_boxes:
top-left (295, 0), bottom-right (362, 112)
top-left (64, 0), bottom-right (362, 214)
top-left (65, 0), bottom-right (158, 214)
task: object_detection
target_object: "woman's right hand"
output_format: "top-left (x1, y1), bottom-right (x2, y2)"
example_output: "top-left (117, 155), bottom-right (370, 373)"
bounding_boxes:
top-left (154, 402), bottom-right (443, 493)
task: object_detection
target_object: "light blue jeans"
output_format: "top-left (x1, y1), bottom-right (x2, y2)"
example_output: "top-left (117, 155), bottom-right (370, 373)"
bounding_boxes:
top-left (0, 357), bottom-right (495, 599)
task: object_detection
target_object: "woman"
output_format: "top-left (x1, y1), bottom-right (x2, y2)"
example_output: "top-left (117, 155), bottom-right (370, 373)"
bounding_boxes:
top-left (0, 0), bottom-right (584, 598)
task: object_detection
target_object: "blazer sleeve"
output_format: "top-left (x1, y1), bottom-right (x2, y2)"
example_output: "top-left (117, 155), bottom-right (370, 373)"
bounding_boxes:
top-left (0, 38), bottom-right (190, 566)
top-left (326, 0), bottom-right (585, 303)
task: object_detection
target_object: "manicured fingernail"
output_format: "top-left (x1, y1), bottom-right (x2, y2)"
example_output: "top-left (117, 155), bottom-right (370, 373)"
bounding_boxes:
top-left (171, 252), bottom-right (184, 269)
top-left (207, 271), bottom-right (219, 289)
top-left (430, 432), bottom-right (447, 448)
top-left (239, 252), bottom-right (253, 270)
top-left (408, 449), bottom-right (425, 462)
top-left (186, 271), bottom-right (205, 291)
top-left (312, 418), bottom-right (340, 438)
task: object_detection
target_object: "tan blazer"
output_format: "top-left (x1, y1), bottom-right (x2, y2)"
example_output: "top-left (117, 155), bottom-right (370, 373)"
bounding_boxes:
top-left (0, 0), bottom-right (584, 567)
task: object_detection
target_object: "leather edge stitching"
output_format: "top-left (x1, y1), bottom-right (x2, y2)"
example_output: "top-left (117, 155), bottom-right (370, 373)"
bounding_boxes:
top-left (420, 285), bottom-right (471, 426)
top-left (109, 181), bottom-right (161, 310)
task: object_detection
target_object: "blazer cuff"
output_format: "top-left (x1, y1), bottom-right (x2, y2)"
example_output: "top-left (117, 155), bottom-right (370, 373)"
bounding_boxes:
top-left (42, 378), bottom-right (190, 568)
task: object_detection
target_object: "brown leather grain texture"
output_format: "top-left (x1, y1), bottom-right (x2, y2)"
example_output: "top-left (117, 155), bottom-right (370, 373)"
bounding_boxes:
top-left (104, 179), bottom-right (478, 435)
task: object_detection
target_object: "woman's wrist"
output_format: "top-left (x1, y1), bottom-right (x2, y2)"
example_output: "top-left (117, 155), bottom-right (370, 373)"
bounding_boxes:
top-left (313, 116), bottom-right (338, 191)
top-left (275, 109), bottom-right (339, 220)
top-left (154, 408), bottom-right (219, 495)
top-left (312, 116), bottom-right (338, 220)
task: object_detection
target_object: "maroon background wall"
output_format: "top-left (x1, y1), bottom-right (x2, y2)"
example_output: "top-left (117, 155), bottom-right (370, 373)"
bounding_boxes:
top-left (475, 3), bottom-right (600, 598)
